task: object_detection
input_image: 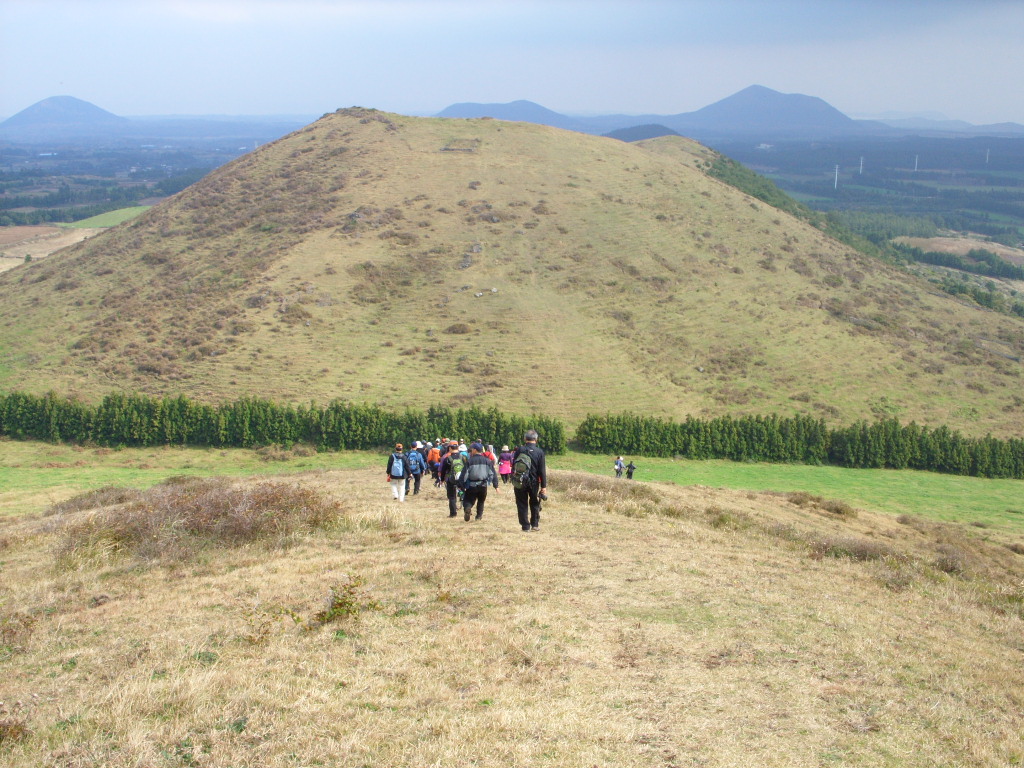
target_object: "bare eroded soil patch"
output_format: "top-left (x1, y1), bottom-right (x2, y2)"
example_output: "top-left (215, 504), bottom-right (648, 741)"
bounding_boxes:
top-left (0, 226), bottom-right (102, 272)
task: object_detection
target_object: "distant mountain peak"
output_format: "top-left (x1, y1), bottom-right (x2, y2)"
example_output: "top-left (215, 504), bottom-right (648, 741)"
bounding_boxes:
top-left (686, 85), bottom-right (855, 132)
top-left (435, 100), bottom-right (589, 131)
top-left (1, 95), bottom-right (127, 128)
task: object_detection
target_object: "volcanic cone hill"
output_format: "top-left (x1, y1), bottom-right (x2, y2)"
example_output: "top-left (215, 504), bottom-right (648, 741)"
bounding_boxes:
top-left (1, 108), bottom-right (1023, 435)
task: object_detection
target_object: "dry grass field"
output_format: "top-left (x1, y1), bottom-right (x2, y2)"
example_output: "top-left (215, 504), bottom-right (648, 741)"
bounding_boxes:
top-left (1, 468), bottom-right (1021, 767)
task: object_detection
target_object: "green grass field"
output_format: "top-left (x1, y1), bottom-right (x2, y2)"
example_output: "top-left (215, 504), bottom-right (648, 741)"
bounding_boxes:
top-left (557, 452), bottom-right (1024, 529)
top-left (2, 439), bottom-right (1022, 530)
top-left (61, 206), bottom-right (151, 228)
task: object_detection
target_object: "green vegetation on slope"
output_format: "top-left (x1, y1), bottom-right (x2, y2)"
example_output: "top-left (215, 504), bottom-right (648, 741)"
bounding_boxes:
top-left (0, 391), bottom-right (565, 453)
top-left (61, 206), bottom-right (151, 228)
top-left (704, 153), bottom-right (889, 260)
top-left (716, 136), bottom-right (1024, 247)
top-left (576, 411), bottom-right (1024, 478)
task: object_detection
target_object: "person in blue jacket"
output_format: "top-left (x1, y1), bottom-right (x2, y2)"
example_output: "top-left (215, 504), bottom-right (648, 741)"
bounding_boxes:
top-left (405, 441), bottom-right (428, 496)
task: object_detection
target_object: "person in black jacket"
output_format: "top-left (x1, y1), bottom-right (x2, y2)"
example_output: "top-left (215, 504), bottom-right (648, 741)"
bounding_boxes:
top-left (457, 442), bottom-right (498, 521)
top-left (438, 443), bottom-right (464, 517)
top-left (512, 429), bottom-right (547, 531)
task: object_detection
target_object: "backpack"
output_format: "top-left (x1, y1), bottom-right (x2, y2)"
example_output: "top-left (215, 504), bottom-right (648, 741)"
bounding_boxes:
top-left (465, 459), bottom-right (491, 488)
top-left (390, 453), bottom-right (405, 478)
top-left (408, 450), bottom-right (424, 474)
top-left (512, 450), bottom-right (534, 489)
top-left (448, 454), bottom-right (465, 483)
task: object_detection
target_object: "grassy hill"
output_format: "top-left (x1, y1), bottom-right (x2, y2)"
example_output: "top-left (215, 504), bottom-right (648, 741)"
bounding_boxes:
top-left (1, 463), bottom-right (1021, 766)
top-left (1, 108), bottom-right (1023, 436)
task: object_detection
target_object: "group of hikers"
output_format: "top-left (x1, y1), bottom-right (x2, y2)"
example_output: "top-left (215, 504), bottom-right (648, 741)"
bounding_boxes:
top-left (386, 430), bottom-right (548, 532)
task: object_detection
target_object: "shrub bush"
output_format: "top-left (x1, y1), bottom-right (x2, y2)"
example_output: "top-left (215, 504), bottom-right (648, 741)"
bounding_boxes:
top-left (0, 718), bottom-right (31, 745)
top-left (934, 544), bottom-right (970, 575)
top-left (312, 575), bottom-right (381, 625)
top-left (56, 476), bottom-right (346, 563)
top-left (821, 499), bottom-right (857, 518)
top-left (807, 535), bottom-right (898, 562)
top-left (46, 486), bottom-right (142, 516)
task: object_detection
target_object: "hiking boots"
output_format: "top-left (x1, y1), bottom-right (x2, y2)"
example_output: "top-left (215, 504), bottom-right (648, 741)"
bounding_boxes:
top-left (464, 509), bottom-right (471, 521)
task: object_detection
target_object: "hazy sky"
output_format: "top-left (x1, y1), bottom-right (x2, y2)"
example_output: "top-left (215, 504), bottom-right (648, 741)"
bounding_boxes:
top-left (2, 0), bottom-right (1022, 124)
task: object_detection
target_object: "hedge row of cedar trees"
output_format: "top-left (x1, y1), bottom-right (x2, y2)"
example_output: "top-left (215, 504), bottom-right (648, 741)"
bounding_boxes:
top-left (0, 391), bottom-right (566, 454)
top-left (575, 412), bottom-right (1024, 479)
top-left (3, 391), bottom-right (1024, 479)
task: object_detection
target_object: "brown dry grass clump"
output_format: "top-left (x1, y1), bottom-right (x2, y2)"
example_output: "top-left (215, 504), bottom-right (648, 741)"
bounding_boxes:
top-left (0, 469), bottom-right (1021, 767)
top-left (50, 475), bottom-right (346, 563)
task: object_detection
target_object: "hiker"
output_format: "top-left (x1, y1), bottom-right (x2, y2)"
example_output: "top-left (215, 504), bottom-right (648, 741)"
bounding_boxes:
top-left (405, 441), bottom-right (428, 496)
top-left (434, 439), bottom-right (450, 485)
top-left (426, 442), bottom-right (442, 483)
top-left (614, 456), bottom-right (625, 478)
top-left (457, 442), bottom-right (499, 521)
top-left (512, 429), bottom-right (548, 532)
top-left (438, 443), bottom-right (466, 517)
top-left (498, 445), bottom-right (514, 484)
top-left (386, 444), bottom-right (410, 502)
top-left (625, 460), bottom-right (637, 480)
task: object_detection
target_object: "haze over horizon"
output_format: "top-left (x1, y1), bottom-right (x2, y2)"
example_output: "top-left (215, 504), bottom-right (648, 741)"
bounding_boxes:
top-left (2, 0), bottom-right (1023, 125)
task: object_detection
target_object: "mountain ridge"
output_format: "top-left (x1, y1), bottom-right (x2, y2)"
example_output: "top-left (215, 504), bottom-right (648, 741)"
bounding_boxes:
top-left (434, 86), bottom-right (1024, 140)
top-left (5, 87), bottom-right (1024, 144)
